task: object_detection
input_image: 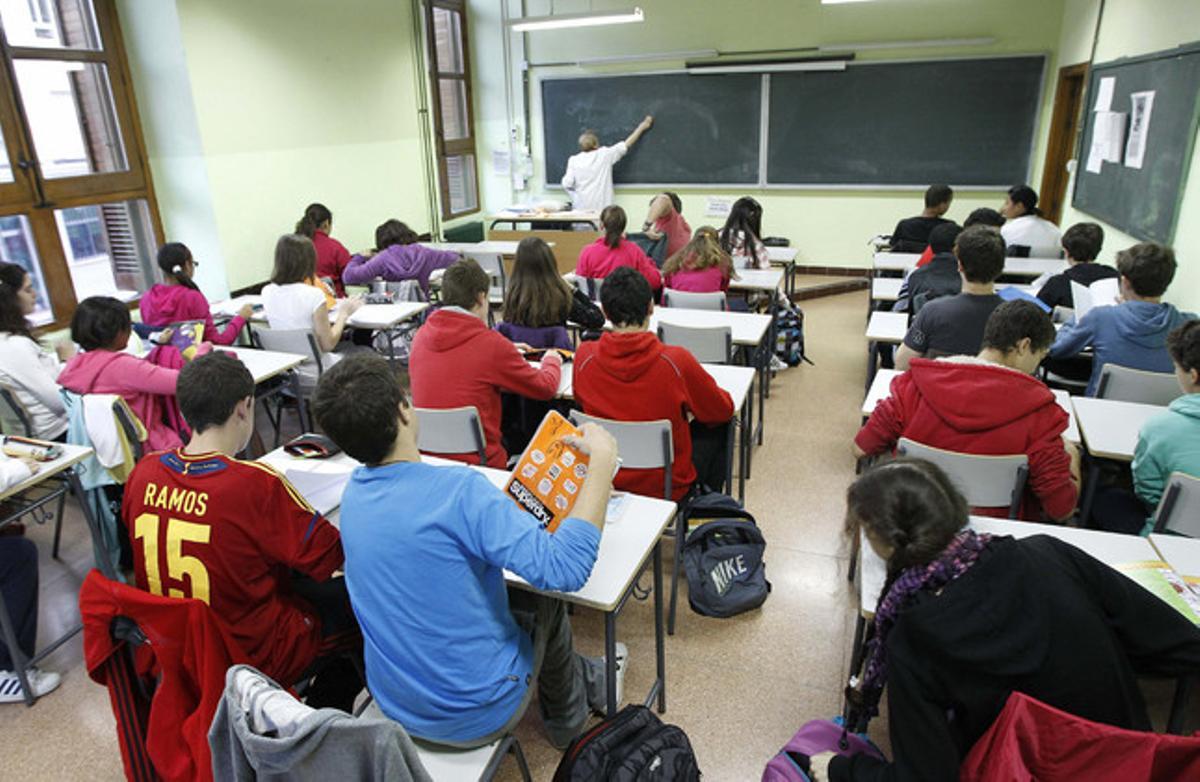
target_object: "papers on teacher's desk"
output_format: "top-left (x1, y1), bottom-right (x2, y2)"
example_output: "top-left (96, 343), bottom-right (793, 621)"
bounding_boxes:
top-left (1070, 277), bottom-right (1121, 321)
top-left (283, 460), bottom-right (354, 515)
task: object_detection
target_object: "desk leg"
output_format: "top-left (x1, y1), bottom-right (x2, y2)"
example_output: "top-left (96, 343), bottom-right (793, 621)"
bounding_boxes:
top-left (737, 395), bottom-right (749, 502)
top-left (757, 351), bottom-right (766, 447)
top-left (0, 588), bottom-right (34, 706)
top-left (724, 415), bottom-right (735, 498)
top-left (385, 328), bottom-right (397, 369)
top-left (67, 470), bottom-right (118, 581)
top-left (653, 543), bottom-right (666, 714)
top-left (1078, 459), bottom-right (1101, 528)
top-left (745, 375), bottom-right (755, 482)
top-left (864, 341), bottom-right (879, 395)
top-left (604, 611), bottom-right (617, 717)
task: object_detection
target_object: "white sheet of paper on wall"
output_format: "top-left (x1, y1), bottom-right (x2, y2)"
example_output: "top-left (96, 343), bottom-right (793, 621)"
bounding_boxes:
top-left (1099, 112), bottom-right (1126, 162)
top-left (1124, 90), bottom-right (1156, 170)
top-left (1093, 76), bottom-right (1116, 112)
top-left (705, 197), bottom-right (733, 218)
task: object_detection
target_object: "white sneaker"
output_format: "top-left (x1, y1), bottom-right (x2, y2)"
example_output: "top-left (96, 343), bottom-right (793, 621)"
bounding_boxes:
top-left (0, 667), bottom-right (62, 703)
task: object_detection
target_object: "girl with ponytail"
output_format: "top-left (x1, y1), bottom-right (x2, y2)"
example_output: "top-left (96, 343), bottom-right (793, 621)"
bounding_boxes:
top-left (575, 205), bottom-right (662, 292)
top-left (139, 242), bottom-right (252, 345)
top-left (807, 458), bottom-right (1200, 782)
top-left (296, 202), bottom-right (352, 297)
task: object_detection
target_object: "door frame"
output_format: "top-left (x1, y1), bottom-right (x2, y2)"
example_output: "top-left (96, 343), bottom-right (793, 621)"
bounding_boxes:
top-left (1039, 62), bottom-right (1090, 226)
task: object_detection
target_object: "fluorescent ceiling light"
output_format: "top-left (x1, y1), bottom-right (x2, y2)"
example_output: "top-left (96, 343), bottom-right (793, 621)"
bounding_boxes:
top-left (822, 0), bottom-right (876, 4)
top-left (688, 61), bottom-right (848, 74)
top-left (509, 6), bottom-right (644, 32)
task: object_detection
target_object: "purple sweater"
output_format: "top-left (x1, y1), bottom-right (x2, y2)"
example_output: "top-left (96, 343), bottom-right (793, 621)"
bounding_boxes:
top-left (342, 243), bottom-right (460, 293)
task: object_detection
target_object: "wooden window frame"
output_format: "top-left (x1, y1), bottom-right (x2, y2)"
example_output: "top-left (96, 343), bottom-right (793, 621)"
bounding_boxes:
top-left (0, 0), bottom-right (164, 332)
top-left (425, 0), bottom-right (479, 221)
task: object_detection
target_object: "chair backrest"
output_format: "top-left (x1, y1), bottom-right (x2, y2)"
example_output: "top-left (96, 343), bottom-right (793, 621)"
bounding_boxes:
top-left (656, 322), bottom-right (732, 364)
top-left (384, 279), bottom-right (426, 302)
top-left (577, 276), bottom-right (604, 302)
top-left (1152, 472), bottom-right (1200, 537)
top-left (661, 289), bottom-right (727, 311)
top-left (570, 411), bottom-right (673, 501)
top-left (466, 251), bottom-right (506, 302)
top-left (415, 406), bottom-right (487, 465)
top-left (1096, 364), bottom-right (1182, 406)
top-left (253, 328), bottom-right (323, 374)
top-left (0, 385), bottom-right (34, 436)
top-left (896, 438), bottom-right (1030, 518)
top-left (113, 399), bottom-right (145, 464)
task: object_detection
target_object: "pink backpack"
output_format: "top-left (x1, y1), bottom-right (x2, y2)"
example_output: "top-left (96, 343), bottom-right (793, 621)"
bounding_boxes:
top-left (762, 719), bottom-right (884, 781)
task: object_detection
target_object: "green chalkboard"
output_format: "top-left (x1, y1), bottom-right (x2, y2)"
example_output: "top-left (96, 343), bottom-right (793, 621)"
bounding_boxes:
top-left (1073, 43), bottom-right (1200, 243)
top-left (766, 56), bottom-right (1046, 186)
top-left (541, 73), bottom-right (761, 186)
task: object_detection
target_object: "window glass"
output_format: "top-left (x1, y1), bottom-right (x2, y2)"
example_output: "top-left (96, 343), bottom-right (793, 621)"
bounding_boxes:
top-left (54, 199), bottom-right (156, 302)
top-left (432, 6), bottom-right (464, 74)
top-left (0, 0), bottom-right (102, 49)
top-left (13, 59), bottom-right (128, 179)
top-left (445, 154), bottom-right (477, 215)
top-left (0, 214), bottom-right (53, 324)
top-left (438, 78), bottom-right (469, 141)
top-left (0, 122), bottom-right (13, 183)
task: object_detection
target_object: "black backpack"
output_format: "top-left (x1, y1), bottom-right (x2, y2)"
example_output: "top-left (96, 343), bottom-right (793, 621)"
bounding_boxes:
top-left (553, 705), bottom-right (701, 781)
top-left (682, 494), bottom-right (771, 618)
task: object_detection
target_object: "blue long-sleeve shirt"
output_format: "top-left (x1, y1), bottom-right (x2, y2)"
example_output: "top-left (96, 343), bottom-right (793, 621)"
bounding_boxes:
top-left (339, 460), bottom-right (600, 743)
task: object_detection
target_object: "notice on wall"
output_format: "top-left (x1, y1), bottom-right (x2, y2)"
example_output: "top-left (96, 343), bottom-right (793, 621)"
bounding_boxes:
top-left (492, 149), bottom-right (511, 177)
top-left (1124, 90), bottom-right (1156, 170)
top-left (1086, 111), bottom-right (1126, 174)
top-left (1092, 76), bottom-right (1116, 112)
top-left (705, 196), bottom-right (733, 218)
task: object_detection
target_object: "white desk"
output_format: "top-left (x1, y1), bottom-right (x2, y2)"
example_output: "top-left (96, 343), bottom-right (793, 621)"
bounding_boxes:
top-left (865, 311), bottom-right (907, 344)
top-left (647, 309), bottom-right (771, 348)
top-left (1151, 534), bottom-right (1200, 582)
top-left (488, 211), bottom-right (602, 230)
top-left (861, 368), bottom-right (1080, 444)
top-left (427, 241), bottom-right (529, 256)
top-left (765, 247), bottom-right (798, 297)
top-left (766, 246), bottom-right (797, 264)
top-left (729, 268), bottom-right (784, 293)
top-left (344, 302), bottom-right (429, 366)
top-left (0, 443), bottom-right (93, 503)
top-left (210, 295), bottom-right (264, 319)
top-left (873, 252), bottom-right (921, 273)
top-left (871, 278), bottom-right (903, 302)
top-left (259, 448), bottom-right (674, 717)
top-left (1002, 257), bottom-right (1066, 278)
top-left (222, 346), bottom-right (306, 385)
top-left (1071, 397), bottom-right (1164, 461)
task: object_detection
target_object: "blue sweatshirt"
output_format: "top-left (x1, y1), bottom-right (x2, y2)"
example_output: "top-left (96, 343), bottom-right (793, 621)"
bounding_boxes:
top-left (1049, 301), bottom-right (1197, 396)
top-left (339, 460), bottom-right (600, 743)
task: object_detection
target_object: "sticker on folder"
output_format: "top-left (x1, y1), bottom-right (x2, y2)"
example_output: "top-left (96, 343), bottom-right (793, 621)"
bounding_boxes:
top-left (505, 410), bottom-right (591, 533)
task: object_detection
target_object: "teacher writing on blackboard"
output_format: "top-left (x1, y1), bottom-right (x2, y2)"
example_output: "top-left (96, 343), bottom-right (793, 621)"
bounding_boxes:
top-left (561, 115), bottom-right (654, 212)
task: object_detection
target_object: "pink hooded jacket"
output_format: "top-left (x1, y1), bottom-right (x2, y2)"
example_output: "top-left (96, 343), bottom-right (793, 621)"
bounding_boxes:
top-left (58, 350), bottom-right (185, 452)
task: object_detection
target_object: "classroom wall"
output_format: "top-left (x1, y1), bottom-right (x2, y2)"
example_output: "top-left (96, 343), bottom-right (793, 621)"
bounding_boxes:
top-left (1055, 0), bottom-right (1200, 313)
top-left (117, 0), bottom-right (434, 294)
top-left (468, 0), bottom-right (1069, 269)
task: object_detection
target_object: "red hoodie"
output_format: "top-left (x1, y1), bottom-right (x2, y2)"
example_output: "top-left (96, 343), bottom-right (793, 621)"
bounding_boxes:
top-left (576, 238), bottom-right (663, 290)
top-left (139, 283), bottom-right (246, 345)
top-left (409, 308), bottom-right (561, 468)
top-left (574, 331), bottom-right (734, 501)
top-left (855, 356), bottom-right (1077, 520)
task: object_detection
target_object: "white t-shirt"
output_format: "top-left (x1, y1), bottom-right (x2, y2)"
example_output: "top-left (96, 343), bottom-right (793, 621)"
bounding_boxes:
top-left (1001, 215), bottom-right (1063, 259)
top-left (261, 282), bottom-right (338, 384)
top-left (0, 332), bottom-right (67, 439)
top-left (561, 142), bottom-right (627, 212)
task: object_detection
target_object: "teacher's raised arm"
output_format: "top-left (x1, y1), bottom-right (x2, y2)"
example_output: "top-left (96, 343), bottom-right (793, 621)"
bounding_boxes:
top-left (560, 115), bottom-right (654, 212)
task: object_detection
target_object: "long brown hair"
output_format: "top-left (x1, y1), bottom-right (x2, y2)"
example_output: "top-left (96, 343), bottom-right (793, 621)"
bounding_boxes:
top-left (662, 226), bottom-right (736, 279)
top-left (270, 234), bottom-right (317, 285)
top-left (295, 203), bottom-right (332, 237)
top-left (0, 262), bottom-right (33, 339)
top-left (503, 237), bottom-right (573, 327)
top-left (601, 205), bottom-right (626, 249)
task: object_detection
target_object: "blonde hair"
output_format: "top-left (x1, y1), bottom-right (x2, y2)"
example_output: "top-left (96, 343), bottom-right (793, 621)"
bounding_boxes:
top-left (578, 131), bottom-right (600, 151)
top-left (662, 226), bottom-right (737, 280)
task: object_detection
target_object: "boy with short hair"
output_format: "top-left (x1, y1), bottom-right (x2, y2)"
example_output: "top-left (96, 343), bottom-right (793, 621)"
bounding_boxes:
top-left (895, 226), bottom-right (1006, 370)
top-left (311, 355), bottom-right (622, 749)
top-left (574, 267), bottom-right (734, 501)
top-left (895, 222), bottom-right (962, 314)
top-left (1049, 242), bottom-right (1197, 396)
top-left (1036, 222), bottom-right (1116, 310)
top-left (408, 258), bottom-right (562, 467)
top-left (889, 184), bottom-right (953, 253)
top-left (120, 352), bottom-right (360, 709)
top-left (857, 300), bottom-right (1081, 521)
top-left (1133, 320), bottom-right (1200, 516)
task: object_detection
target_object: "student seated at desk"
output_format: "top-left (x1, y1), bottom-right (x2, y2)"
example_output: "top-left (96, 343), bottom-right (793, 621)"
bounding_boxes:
top-left (311, 355), bottom-right (624, 748)
top-left (1036, 222), bottom-right (1115, 311)
top-left (719, 196), bottom-right (769, 270)
top-left (889, 184), bottom-right (954, 254)
top-left (409, 258), bottom-right (561, 468)
top-left (59, 297), bottom-right (194, 452)
top-left (1000, 184), bottom-right (1061, 258)
top-left (641, 192), bottom-right (691, 258)
top-left (295, 202), bottom-right (351, 298)
top-left (662, 226), bottom-right (737, 293)
top-left (0, 453), bottom-right (62, 702)
top-left (894, 226), bottom-right (1005, 371)
top-left (499, 237), bottom-right (603, 349)
top-left (1048, 242), bottom-right (1197, 396)
top-left (140, 243), bottom-right (252, 346)
top-left (908, 207), bottom-right (1003, 270)
top-left (576, 206), bottom-right (662, 292)
top-left (893, 223), bottom-right (961, 315)
top-left (120, 352), bottom-right (361, 710)
top-left (0, 262), bottom-right (72, 441)
top-left (341, 218), bottom-right (460, 298)
top-left (810, 459), bottom-right (1200, 782)
top-left (856, 301), bottom-right (1080, 521)
top-left (574, 267), bottom-right (734, 502)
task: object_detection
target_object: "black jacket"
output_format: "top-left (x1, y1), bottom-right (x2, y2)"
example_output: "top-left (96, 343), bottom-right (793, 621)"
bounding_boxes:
top-left (896, 252), bottom-right (961, 315)
top-left (831, 535), bottom-right (1200, 782)
top-left (889, 216), bottom-right (951, 254)
top-left (1037, 262), bottom-right (1120, 310)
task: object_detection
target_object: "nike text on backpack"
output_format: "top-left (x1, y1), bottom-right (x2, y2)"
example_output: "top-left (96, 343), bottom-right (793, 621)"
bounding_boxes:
top-left (681, 493), bottom-right (771, 618)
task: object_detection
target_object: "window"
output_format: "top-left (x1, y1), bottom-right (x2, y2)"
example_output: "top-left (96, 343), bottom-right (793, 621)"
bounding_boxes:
top-left (0, 0), bottom-right (162, 330)
top-left (425, 0), bottom-right (479, 220)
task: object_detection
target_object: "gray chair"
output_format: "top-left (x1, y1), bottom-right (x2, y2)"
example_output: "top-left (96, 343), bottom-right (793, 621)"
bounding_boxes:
top-left (568, 411), bottom-right (692, 634)
top-left (1096, 364), bottom-right (1182, 406)
top-left (415, 406), bottom-right (488, 465)
top-left (896, 438), bottom-right (1030, 519)
top-left (577, 276), bottom-right (604, 303)
top-left (656, 323), bottom-right (732, 364)
top-left (466, 251), bottom-right (506, 305)
top-left (1152, 472), bottom-right (1200, 537)
top-left (0, 385), bottom-right (34, 437)
top-left (661, 289), bottom-right (726, 311)
top-left (252, 327), bottom-right (324, 434)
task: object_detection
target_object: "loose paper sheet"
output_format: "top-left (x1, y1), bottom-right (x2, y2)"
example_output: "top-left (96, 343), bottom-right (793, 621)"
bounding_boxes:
top-left (1092, 76), bottom-right (1116, 112)
top-left (1070, 277), bottom-right (1120, 321)
top-left (284, 461), bottom-right (354, 516)
top-left (1124, 90), bottom-right (1156, 169)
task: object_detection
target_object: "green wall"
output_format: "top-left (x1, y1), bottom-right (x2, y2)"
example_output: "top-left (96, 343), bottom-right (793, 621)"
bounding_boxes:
top-left (1056, 0), bottom-right (1200, 312)
top-left (471, 0), bottom-right (1069, 268)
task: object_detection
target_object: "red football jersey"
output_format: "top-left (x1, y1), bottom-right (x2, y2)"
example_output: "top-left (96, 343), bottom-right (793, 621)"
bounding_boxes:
top-left (121, 449), bottom-right (344, 684)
